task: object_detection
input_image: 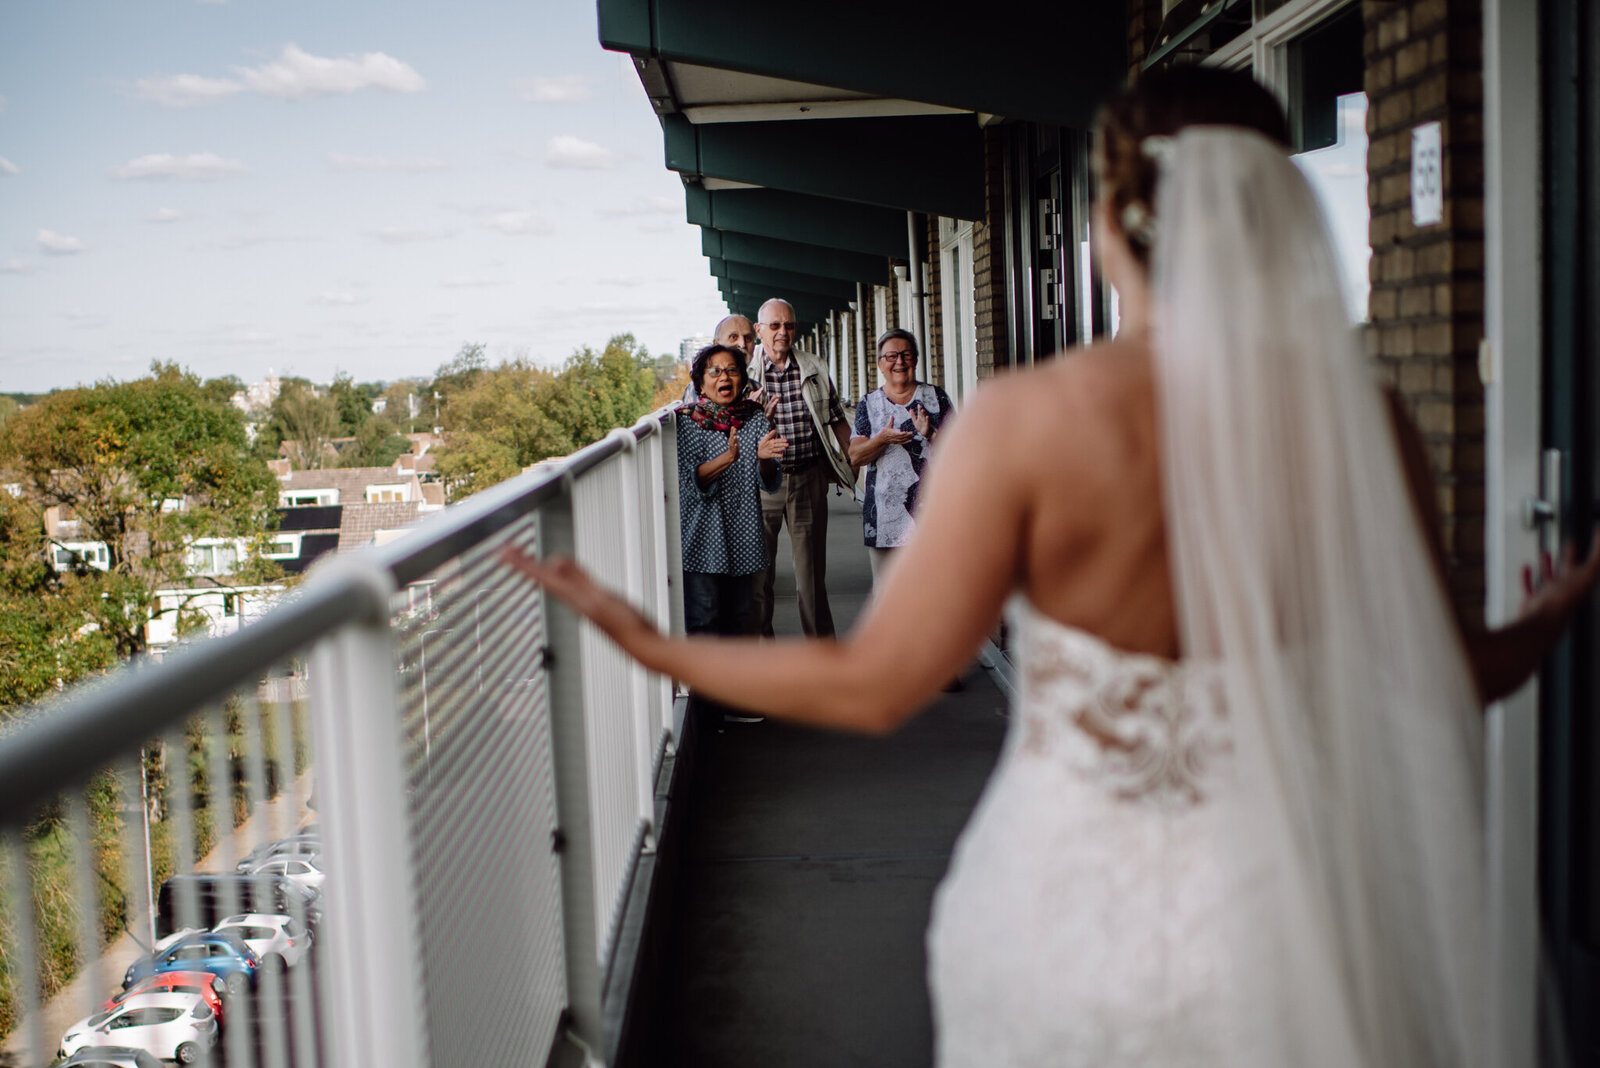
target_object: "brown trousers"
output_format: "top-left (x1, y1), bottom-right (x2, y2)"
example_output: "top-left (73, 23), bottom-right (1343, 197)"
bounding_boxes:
top-left (754, 461), bottom-right (835, 638)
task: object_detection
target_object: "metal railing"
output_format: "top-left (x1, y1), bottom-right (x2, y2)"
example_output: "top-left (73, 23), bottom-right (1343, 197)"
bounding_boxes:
top-left (0, 406), bottom-right (685, 1068)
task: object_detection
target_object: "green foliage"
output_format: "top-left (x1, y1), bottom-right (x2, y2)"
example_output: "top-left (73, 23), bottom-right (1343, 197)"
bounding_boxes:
top-left (0, 362), bottom-right (278, 666)
top-left (0, 395), bottom-right (19, 428)
top-left (337, 416), bottom-right (411, 469)
top-left (329, 373), bottom-right (374, 437)
top-left (261, 379), bottom-right (340, 469)
top-left (200, 375), bottom-right (245, 409)
top-left (433, 334), bottom-right (659, 500)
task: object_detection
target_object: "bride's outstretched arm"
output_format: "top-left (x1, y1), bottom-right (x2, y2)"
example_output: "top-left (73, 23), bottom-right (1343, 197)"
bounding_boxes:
top-left (1388, 391), bottom-right (1600, 702)
top-left (502, 383), bottom-right (1032, 734)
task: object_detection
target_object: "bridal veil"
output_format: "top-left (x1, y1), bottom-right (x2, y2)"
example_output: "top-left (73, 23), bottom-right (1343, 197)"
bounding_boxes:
top-left (1151, 128), bottom-right (1491, 1065)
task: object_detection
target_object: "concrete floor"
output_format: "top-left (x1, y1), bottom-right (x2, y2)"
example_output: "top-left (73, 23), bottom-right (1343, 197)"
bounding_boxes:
top-left (663, 491), bottom-right (1010, 1067)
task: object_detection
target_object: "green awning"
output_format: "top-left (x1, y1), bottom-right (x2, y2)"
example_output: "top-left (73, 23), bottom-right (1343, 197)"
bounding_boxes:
top-left (687, 186), bottom-right (907, 259)
top-left (663, 113), bottom-right (984, 220)
top-left (702, 230), bottom-right (889, 286)
top-left (709, 259), bottom-right (859, 302)
top-left (599, 0), bottom-right (1125, 129)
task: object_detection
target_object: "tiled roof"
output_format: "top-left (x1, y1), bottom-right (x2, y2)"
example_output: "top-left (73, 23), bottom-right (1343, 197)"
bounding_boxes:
top-left (281, 467), bottom-right (418, 501)
top-left (337, 501), bottom-right (426, 551)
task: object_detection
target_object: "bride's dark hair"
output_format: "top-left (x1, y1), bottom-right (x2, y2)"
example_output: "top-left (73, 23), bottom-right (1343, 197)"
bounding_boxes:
top-left (1094, 66), bottom-right (1291, 264)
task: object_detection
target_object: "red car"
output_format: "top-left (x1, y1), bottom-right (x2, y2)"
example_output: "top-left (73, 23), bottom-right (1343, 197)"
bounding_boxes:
top-left (103, 971), bottom-right (228, 1028)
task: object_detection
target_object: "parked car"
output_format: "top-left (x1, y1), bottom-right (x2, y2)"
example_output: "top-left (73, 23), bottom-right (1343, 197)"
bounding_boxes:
top-left (234, 834), bottom-right (321, 873)
top-left (59, 1045), bottom-right (165, 1067)
top-left (214, 912), bottom-right (313, 970)
top-left (155, 872), bottom-right (321, 937)
top-left (245, 853), bottom-right (325, 894)
top-left (123, 931), bottom-right (260, 999)
top-left (58, 992), bottom-right (218, 1064)
top-left (103, 970), bottom-right (227, 1027)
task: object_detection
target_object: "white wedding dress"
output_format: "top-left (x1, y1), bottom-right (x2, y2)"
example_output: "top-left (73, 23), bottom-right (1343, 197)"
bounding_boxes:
top-left (925, 127), bottom-right (1492, 1067)
top-left (927, 599), bottom-right (1252, 1067)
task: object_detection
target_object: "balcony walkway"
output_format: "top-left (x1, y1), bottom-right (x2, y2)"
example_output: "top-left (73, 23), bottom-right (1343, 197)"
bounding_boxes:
top-left (661, 490), bottom-right (1010, 1067)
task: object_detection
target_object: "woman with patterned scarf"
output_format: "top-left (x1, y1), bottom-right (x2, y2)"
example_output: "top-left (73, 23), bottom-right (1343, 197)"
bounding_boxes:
top-left (677, 344), bottom-right (788, 644)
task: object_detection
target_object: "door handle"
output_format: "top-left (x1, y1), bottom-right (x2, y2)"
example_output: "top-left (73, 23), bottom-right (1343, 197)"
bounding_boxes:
top-left (1520, 448), bottom-right (1563, 557)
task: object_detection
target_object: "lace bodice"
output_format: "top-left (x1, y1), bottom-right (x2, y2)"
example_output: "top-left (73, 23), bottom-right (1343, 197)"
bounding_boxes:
top-left (926, 599), bottom-right (1244, 1067)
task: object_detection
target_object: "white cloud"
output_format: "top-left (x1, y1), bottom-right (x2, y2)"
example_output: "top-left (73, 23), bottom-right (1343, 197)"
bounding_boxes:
top-left (133, 73), bottom-right (243, 108)
top-left (597, 275), bottom-right (644, 287)
top-left (0, 259), bottom-right (29, 274)
top-left (0, 156), bottom-right (19, 176)
top-left (636, 221), bottom-right (674, 235)
top-left (545, 135), bottom-right (620, 170)
top-left (148, 207), bottom-right (184, 223)
top-left (236, 44), bottom-right (425, 100)
top-left (110, 152), bottom-right (247, 180)
top-left (64, 308), bottom-right (109, 328)
top-left (599, 194), bottom-right (678, 218)
top-left (485, 211), bottom-right (552, 236)
top-left (369, 226), bottom-right (456, 244)
top-left (326, 153), bottom-right (445, 173)
top-left (516, 75), bottom-right (593, 103)
top-left (440, 275), bottom-right (507, 289)
top-left (38, 229), bottom-right (86, 254)
top-left (315, 291), bottom-right (364, 306)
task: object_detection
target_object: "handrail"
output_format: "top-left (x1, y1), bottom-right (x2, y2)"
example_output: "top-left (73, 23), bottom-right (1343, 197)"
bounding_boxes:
top-left (0, 405), bottom-right (678, 824)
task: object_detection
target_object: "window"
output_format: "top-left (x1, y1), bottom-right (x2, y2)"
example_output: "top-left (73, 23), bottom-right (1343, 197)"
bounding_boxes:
top-left (365, 483), bottom-right (410, 503)
top-left (188, 542), bottom-right (239, 576)
top-left (263, 534), bottom-right (301, 559)
top-left (52, 541), bottom-right (109, 571)
top-left (279, 489), bottom-right (338, 507)
top-left (1205, 0), bottom-right (1369, 321)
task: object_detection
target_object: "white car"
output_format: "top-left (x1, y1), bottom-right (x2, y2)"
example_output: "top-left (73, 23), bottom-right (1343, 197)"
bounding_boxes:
top-left (246, 854), bottom-right (325, 893)
top-left (59, 992), bottom-right (218, 1065)
top-left (214, 912), bottom-right (313, 969)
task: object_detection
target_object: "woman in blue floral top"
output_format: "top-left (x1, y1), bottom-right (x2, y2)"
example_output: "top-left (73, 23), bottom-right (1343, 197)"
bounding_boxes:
top-left (848, 328), bottom-right (954, 581)
top-left (677, 344), bottom-right (787, 637)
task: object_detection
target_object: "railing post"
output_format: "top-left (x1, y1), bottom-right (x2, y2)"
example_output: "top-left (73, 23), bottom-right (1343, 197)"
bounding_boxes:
top-left (307, 561), bottom-right (429, 1068)
top-left (539, 492), bottom-right (607, 1066)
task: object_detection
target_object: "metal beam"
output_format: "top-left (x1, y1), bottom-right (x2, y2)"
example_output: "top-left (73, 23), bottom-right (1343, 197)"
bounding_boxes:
top-left (685, 185), bottom-right (908, 259)
top-left (664, 112), bottom-right (984, 220)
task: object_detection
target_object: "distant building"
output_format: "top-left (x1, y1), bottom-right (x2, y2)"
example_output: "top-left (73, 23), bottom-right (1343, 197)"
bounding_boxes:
top-left (230, 372), bottom-right (283, 414)
top-left (679, 336), bottom-right (713, 364)
top-left (268, 457), bottom-right (445, 575)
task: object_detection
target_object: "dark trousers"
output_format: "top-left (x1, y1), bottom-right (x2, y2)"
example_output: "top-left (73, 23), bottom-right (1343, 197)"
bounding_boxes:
top-left (683, 571), bottom-right (756, 637)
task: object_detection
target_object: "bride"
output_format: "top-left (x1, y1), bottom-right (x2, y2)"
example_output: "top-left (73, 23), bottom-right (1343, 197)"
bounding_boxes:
top-left (504, 67), bottom-right (1597, 1065)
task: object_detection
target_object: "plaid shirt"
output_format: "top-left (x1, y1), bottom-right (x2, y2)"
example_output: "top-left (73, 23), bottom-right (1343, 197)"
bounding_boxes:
top-left (762, 354), bottom-right (844, 471)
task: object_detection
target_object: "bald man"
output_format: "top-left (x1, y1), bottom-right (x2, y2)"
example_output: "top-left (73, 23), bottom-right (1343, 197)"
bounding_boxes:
top-left (714, 314), bottom-right (757, 357)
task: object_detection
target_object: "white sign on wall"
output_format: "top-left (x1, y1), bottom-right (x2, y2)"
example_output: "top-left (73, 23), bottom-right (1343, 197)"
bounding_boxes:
top-left (1411, 121), bottom-right (1443, 227)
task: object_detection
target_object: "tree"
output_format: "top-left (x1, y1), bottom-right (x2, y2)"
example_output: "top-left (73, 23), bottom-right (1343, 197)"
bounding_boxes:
top-left (264, 379), bottom-right (340, 469)
top-left (433, 333), bottom-right (660, 500)
top-left (0, 362), bottom-right (280, 662)
top-left (329, 373), bottom-right (373, 437)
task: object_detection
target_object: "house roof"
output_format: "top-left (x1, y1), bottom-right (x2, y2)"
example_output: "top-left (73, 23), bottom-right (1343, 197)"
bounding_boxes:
top-left (337, 500), bottom-right (425, 551)
top-left (280, 467), bottom-right (419, 499)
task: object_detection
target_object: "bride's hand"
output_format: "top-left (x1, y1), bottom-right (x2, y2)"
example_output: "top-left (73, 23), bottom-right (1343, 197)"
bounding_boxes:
top-left (499, 547), bottom-right (658, 645)
top-left (1520, 530), bottom-right (1600, 626)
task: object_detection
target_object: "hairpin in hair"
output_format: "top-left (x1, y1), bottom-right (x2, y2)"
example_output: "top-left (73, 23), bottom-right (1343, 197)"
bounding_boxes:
top-left (1120, 201), bottom-right (1159, 248)
top-left (1140, 135), bottom-right (1177, 169)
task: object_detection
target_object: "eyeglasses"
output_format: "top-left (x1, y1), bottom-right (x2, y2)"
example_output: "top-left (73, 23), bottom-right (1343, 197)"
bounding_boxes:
top-left (764, 321), bottom-right (796, 332)
top-left (704, 366), bottom-right (741, 379)
top-left (878, 351), bottom-right (915, 364)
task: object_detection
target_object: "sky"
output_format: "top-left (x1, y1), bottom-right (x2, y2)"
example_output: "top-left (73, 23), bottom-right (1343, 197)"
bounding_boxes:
top-left (0, 0), bottom-right (730, 394)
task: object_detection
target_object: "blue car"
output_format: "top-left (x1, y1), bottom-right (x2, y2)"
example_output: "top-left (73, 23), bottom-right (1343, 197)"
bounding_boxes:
top-left (123, 930), bottom-right (260, 998)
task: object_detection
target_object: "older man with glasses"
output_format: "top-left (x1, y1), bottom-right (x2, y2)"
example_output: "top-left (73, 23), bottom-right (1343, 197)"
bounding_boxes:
top-left (747, 297), bottom-right (856, 638)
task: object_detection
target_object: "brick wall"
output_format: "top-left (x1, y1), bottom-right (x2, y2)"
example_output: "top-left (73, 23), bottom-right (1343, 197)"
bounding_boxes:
top-left (1127, 0), bottom-right (1164, 76)
top-left (1364, 0), bottom-right (1487, 619)
top-left (974, 126), bottom-right (1010, 378)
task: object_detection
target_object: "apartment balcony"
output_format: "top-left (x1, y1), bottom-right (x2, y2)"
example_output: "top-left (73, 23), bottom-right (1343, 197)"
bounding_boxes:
top-left (0, 409), bottom-right (1009, 1068)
